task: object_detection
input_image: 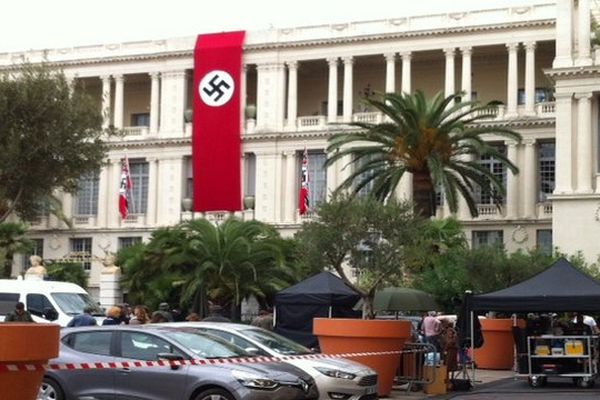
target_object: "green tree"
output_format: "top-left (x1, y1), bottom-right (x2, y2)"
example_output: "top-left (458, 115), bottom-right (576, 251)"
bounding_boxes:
top-left (46, 262), bottom-right (88, 289)
top-left (326, 91), bottom-right (521, 217)
top-left (295, 194), bottom-right (424, 318)
top-left (118, 219), bottom-right (299, 319)
top-left (0, 63), bottom-right (107, 223)
top-left (0, 222), bottom-right (32, 277)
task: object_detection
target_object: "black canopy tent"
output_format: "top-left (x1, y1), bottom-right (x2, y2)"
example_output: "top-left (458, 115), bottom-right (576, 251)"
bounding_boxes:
top-left (470, 258), bottom-right (600, 313)
top-left (274, 271), bottom-right (361, 348)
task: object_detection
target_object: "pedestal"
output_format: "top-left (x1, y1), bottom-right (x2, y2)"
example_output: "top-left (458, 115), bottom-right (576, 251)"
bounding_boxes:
top-left (99, 272), bottom-right (122, 309)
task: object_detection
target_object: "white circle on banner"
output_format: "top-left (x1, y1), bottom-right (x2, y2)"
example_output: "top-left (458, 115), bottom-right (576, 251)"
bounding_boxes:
top-left (199, 70), bottom-right (235, 107)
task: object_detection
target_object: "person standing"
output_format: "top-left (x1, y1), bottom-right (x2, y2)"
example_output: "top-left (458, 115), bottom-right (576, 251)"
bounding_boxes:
top-left (202, 305), bottom-right (230, 322)
top-left (423, 311), bottom-right (442, 352)
top-left (129, 305), bottom-right (150, 325)
top-left (5, 302), bottom-right (34, 322)
top-left (102, 306), bottom-right (122, 325)
top-left (251, 309), bottom-right (274, 331)
top-left (67, 306), bottom-right (97, 327)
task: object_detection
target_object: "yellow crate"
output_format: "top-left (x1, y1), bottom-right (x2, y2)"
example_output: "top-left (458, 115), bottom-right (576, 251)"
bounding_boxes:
top-left (535, 345), bottom-right (550, 355)
top-left (564, 340), bottom-right (584, 355)
top-left (423, 365), bottom-right (448, 395)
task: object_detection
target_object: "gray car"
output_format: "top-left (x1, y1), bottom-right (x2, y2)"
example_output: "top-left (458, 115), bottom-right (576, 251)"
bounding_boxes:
top-left (39, 325), bottom-right (318, 400)
top-left (166, 322), bottom-right (378, 400)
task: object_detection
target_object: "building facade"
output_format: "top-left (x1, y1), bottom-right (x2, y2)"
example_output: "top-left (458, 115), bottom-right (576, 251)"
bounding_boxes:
top-left (2, 0), bottom-right (600, 297)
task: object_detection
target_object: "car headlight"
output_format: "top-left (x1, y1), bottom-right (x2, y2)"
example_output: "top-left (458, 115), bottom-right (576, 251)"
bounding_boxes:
top-left (232, 370), bottom-right (279, 390)
top-left (314, 367), bottom-right (356, 380)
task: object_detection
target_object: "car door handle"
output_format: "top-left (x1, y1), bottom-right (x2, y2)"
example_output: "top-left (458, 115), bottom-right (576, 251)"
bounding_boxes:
top-left (119, 367), bottom-right (131, 373)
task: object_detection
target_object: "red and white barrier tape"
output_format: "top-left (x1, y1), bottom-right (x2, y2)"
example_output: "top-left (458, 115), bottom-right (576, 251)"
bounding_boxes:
top-left (0, 350), bottom-right (411, 373)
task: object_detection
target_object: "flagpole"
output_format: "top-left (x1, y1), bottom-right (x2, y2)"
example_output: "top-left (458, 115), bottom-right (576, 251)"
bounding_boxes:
top-left (124, 154), bottom-right (135, 215)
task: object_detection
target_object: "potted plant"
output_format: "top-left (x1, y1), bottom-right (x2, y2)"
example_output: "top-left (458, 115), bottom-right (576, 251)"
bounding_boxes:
top-left (296, 194), bottom-right (424, 396)
top-left (0, 323), bottom-right (60, 400)
top-left (243, 195), bottom-right (255, 210)
top-left (245, 104), bottom-right (257, 120)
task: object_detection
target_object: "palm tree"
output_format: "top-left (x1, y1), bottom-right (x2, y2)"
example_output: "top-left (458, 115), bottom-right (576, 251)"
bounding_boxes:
top-left (0, 222), bottom-right (32, 277)
top-left (171, 218), bottom-right (294, 320)
top-left (326, 90), bottom-right (522, 217)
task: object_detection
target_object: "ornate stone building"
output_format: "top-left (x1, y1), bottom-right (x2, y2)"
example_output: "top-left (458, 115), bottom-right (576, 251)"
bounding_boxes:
top-left (2, 0), bottom-right (599, 298)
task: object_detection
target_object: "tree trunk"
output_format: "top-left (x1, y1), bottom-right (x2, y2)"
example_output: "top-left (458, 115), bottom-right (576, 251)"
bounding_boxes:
top-left (412, 170), bottom-right (435, 218)
top-left (362, 296), bottom-right (376, 319)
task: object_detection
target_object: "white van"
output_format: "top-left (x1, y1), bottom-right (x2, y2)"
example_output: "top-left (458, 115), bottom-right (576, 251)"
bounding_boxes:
top-left (0, 279), bottom-right (104, 326)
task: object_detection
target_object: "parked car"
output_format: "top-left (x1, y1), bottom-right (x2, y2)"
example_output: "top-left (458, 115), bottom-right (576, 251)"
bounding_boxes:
top-left (39, 325), bottom-right (318, 400)
top-left (0, 279), bottom-right (104, 326)
top-left (167, 322), bottom-right (378, 400)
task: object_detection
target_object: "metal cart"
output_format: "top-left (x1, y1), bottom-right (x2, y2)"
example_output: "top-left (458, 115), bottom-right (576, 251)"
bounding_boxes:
top-left (524, 335), bottom-right (598, 388)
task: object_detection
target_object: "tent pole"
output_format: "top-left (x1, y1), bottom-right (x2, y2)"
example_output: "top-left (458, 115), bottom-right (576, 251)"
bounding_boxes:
top-left (273, 306), bottom-right (277, 326)
top-left (328, 306), bottom-right (332, 318)
top-left (471, 311), bottom-right (476, 385)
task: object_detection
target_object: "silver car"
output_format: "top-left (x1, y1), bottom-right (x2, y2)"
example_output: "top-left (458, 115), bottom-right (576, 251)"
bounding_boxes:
top-left (169, 322), bottom-right (378, 400)
top-left (39, 325), bottom-right (318, 400)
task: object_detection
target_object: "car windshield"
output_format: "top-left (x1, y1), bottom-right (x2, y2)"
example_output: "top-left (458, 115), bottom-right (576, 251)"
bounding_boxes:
top-left (163, 330), bottom-right (250, 359)
top-left (241, 328), bottom-right (313, 355)
top-left (51, 293), bottom-right (104, 316)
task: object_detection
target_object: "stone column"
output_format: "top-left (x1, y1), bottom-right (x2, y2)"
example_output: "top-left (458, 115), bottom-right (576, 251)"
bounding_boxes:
top-left (160, 70), bottom-right (187, 134)
top-left (286, 61), bottom-right (298, 129)
top-left (524, 42), bottom-right (536, 116)
top-left (101, 75), bottom-right (112, 129)
top-left (505, 141), bottom-right (519, 219)
top-left (554, 0), bottom-right (574, 68)
top-left (146, 157), bottom-right (158, 225)
top-left (506, 43), bottom-right (519, 117)
top-left (523, 139), bottom-right (537, 218)
top-left (342, 56), bottom-right (354, 123)
top-left (96, 164), bottom-right (109, 228)
top-left (284, 151), bottom-right (297, 223)
top-left (554, 93), bottom-right (574, 193)
top-left (327, 57), bottom-right (339, 123)
top-left (100, 270), bottom-right (122, 309)
top-left (385, 53), bottom-right (396, 93)
top-left (444, 48), bottom-right (456, 97)
top-left (149, 72), bottom-right (160, 135)
top-left (400, 52), bottom-right (412, 94)
top-left (576, 92), bottom-right (593, 193)
top-left (460, 47), bottom-right (472, 102)
top-left (113, 74), bottom-right (124, 129)
top-left (576, 0), bottom-right (592, 66)
top-left (240, 65), bottom-right (247, 131)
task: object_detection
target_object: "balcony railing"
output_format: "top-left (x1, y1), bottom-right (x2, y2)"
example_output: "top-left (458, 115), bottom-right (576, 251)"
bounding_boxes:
top-left (537, 202), bottom-right (553, 218)
top-left (297, 115), bottom-right (327, 131)
top-left (476, 204), bottom-right (505, 219)
top-left (535, 102), bottom-right (555, 116)
top-left (352, 112), bottom-right (383, 124)
top-left (122, 126), bottom-right (149, 137)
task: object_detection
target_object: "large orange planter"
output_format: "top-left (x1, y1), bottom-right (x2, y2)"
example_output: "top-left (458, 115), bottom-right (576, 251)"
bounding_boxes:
top-left (313, 318), bottom-right (411, 396)
top-left (473, 319), bottom-right (523, 370)
top-left (0, 323), bottom-right (60, 400)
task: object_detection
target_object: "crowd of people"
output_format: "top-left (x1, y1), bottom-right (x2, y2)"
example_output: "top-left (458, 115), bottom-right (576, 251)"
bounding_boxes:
top-left (3, 300), bottom-right (275, 331)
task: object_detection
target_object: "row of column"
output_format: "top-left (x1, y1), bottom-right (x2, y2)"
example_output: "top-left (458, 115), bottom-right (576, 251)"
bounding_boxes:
top-left (280, 42), bottom-right (539, 129)
top-left (555, 92), bottom-right (595, 195)
top-left (554, 0), bottom-right (592, 68)
top-left (100, 72), bottom-right (162, 133)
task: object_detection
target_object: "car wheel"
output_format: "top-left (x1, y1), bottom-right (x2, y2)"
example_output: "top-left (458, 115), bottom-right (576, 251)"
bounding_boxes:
top-left (194, 388), bottom-right (235, 400)
top-left (38, 377), bottom-right (64, 400)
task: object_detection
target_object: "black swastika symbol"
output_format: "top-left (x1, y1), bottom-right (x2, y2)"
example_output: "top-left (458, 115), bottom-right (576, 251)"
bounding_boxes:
top-left (202, 74), bottom-right (231, 102)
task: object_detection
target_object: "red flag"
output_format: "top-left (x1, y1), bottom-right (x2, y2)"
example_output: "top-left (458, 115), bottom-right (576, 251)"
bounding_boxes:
top-left (193, 31), bottom-right (245, 212)
top-left (119, 156), bottom-right (132, 219)
top-left (299, 148), bottom-right (310, 215)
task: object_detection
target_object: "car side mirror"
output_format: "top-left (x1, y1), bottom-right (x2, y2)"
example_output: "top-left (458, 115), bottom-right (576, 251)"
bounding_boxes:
top-left (44, 308), bottom-right (59, 321)
top-left (157, 352), bottom-right (185, 370)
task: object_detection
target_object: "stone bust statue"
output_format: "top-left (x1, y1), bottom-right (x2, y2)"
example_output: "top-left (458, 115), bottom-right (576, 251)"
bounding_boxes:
top-left (101, 253), bottom-right (121, 275)
top-left (25, 255), bottom-right (47, 277)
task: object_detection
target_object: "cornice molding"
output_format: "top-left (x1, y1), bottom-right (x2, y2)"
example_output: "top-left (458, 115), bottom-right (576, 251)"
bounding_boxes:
top-left (0, 19), bottom-right (554, 71)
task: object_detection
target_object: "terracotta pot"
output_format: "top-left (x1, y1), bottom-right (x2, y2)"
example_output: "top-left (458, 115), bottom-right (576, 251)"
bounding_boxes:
top-left (313, 318), bottom-right (411, 396)
top-left (474, 319), bottom-right (524, 370)
top-left (0, 323), bottom-right (60, 400)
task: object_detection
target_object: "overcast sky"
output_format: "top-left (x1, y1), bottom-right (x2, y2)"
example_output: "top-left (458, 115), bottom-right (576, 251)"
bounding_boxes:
top-left (1, 0), bottom-right (551, 53)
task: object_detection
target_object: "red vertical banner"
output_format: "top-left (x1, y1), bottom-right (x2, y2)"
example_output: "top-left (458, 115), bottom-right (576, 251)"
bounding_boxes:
top-left (193, 31), bottom-right (245, 212)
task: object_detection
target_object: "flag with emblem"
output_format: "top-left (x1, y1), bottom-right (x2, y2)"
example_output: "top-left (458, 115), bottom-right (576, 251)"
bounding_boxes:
top-left (193, 31), bottom-right (245, 212)
top-left (299, 148), bottom-right (310, 215)
top-left (119, 156), bottom-right (132, 219)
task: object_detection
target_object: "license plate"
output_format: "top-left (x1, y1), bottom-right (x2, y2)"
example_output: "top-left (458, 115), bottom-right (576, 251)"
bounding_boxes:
top-left (365, 387), bottom-right (377, 395)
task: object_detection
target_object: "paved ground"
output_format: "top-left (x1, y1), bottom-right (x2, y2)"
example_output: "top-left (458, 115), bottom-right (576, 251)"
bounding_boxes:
top-left (384, 369), bottom-right (600, 399)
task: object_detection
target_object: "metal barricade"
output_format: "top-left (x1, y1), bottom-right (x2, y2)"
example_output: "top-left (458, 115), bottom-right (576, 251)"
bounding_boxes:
top-left (396, 342), bottom-right (437, 392)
